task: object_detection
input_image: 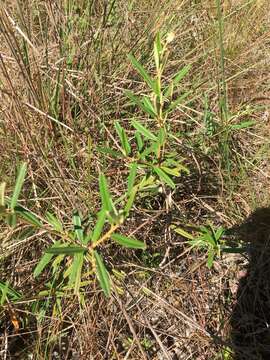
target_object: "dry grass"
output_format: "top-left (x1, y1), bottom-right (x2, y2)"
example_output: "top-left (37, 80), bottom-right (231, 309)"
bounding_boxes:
top-left (1, 0), bottom-right (270, 359)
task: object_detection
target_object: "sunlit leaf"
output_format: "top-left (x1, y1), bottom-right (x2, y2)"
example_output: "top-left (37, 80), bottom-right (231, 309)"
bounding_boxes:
top-left (14, 206), bottom-right (42, 227)
top-left (69, 253), bottom-right (84, 294)
top-left (91, 209), bottom-right (107, 243)
top-left (46, 211), bottom-right (63, 232)
top-left (10, 162), bottom-right (27, 210)
top-left (46, 246), bottom-right (86, 255)
top-left (131, 120), bottom-right (157, 141)
top-left (230, 120), bottom-right (256, 130)
top-left (73, 211), bottom-right (84, 242)
top-left (128, 54), bottom-right (157, 93)
top-left (94, 251), bottom-right (111, 297)
top-left (99, 173), bottom-right (115, 213)
top-left (153, 167), bottom-right (175, 189)
top-left (173, 227), bottom-right (194, 240)
top-left (114, 121), bottom-right (131, 156)
top-left (127, 163), bottom-right (138, 194)
top-left (33, 241), bottom-right (61, 278)
top-left (111, 233), bottom-right (146, 249)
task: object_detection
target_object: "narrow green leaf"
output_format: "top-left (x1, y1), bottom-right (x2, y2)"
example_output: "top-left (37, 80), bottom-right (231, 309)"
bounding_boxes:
top-left (128, 54), bottom-right (156, 93)
top-left (34, 253), bottom-right (54, 278)
top-left (124, 186), bottom-right (138, 215)
top-left (160, 166), bottom-right (180, 177)
top-left (52, 254), bottom-right (65, 274)
top-left (94, 251), bottom-right (111, 297)
top-left (154, 33), bottom-right (162, 70)
top-left (139, 143), bottom-right (156, 159)
top-left (99, 173), bottom-right (114, 213)
top-left (127, 163), bottom-right (138, 194)
top-left (230, 120), bottom-right (256, 130)
top-left (173, 227), bottom-right (194, 240)
top-left (11, 162), bottom-right (27, 210)
top-left (142, 97), bottom-right (157, 117)
top-left (111, 233), bottom-right (146, 249)
top-left (153, 167), bottom-right (175, 189)
top-left (215, 227), bottom-right (224, 241)
top-left (131, 120), bottom-right (157, 141)
top-left (46, 211), bottom-right (63, 232)
top-left (14, 206), bottom-right (42, 227)
top-left (125, 90), bottom-right (155, 117)
top-left (135, 131), bottom-right (144, 152)
top-left (115, 121), bottom-right (131, 156)
top-left (46, 246), bottom-right (86, 255)
top-left (0, 282), bottom-right (9, 305)
top-left (157, 128), bottom-right (166, 146)
top-left (33, 241), bottom-right (61, 278)
top-left (0, 281), bottom-right (21, 304)
top-left (166, 91), bottom-right (190, 114)
top-left (207, 249), bottom-right (215, 268)
top-left (0, 182), bottom-right (6, 207)
top-left (91, 210), bottom-right (107, 243)
top-left (73, 211), bottom-right (84, 242)
top-left (69, 253), bottom-right (84, 294)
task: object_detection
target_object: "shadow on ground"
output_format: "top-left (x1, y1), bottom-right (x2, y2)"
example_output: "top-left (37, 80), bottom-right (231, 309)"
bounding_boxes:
top-left (230, 208), bottom-right (270, 360)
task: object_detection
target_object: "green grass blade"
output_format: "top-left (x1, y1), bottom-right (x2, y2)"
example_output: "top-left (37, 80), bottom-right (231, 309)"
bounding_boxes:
top-left (164, 64), bottom-right (191, 97)
top-left (131, 120), bottom-right (157, 141)
top-left (34, 241), bottom-right (61, 277)
top-left (127, 163), bottom-right (138, 194)
top-left (173, 227), bottom-right (194, 240)
top-left (124, 187), bottom-right (138, 216)
top-left (111, 233), bottom-right (146, 249)
top-left (94, 251), bottom-right (111, 297)
top-left (10, 162), bottom-right (27, 210)
top-left (230, 120), bottom-right (256, 131)
top-left (128, 54), bottom-right (156, 93)
top-left (73, 211), bottom-right (84, 242)
top-left (46, 246), bottom-right (86, 255)
top-left (154, 32), bottom-right (162, 70)
top-left (125, 90), bottom-right (156, 117)
top-left (135, 131), bottom-right (144, 152)
top-left (91, 210), bottom-right (107, 243)
top-left (14, 206), bottom-right (42, 227)
top-left (6, 214), bottom-right (17, 227)
top-left (99, 173), bottom-right (115, 213)
top-left (142, 97), bottom-right (157, 117)
top-left (153, 167), bottom-right (175, 189)
top-left (0, 282), bottom-right (21, 304)
top-left (114, 121), bottom-right (131, 156)
top-left (69, 253), bottom-right (84, 294)
top-left (46, 212), bottom-right (63, 232)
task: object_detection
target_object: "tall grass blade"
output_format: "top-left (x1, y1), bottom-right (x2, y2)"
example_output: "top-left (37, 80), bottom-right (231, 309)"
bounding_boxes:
top-left (99, 173), bottom-right (115, 213)
top-left (10, 162), bottom-right (27, 210)
top-left (111, 233), bottom-right (146, 249)
top-left (128, 54), bottom-right (157, 94)
top-left (91, 210), bottom-right (107, 243)
top-left (131, 120), bottom-right (157, 141)
top-left (94, 251), bottom-right (111, 297)
top-left (153, 167), bottom-right (175, 189)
